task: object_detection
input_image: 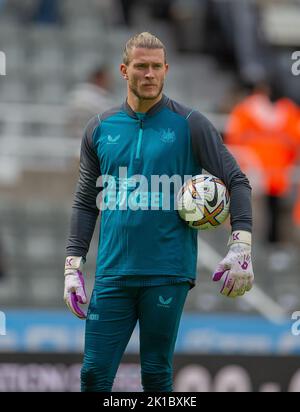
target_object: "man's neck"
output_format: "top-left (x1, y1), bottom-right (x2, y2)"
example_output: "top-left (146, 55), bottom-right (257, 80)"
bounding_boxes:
top-left (127, 93), bottom-right (163, 113)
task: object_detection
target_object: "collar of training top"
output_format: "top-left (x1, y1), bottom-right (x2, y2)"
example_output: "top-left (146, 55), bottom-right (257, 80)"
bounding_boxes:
top-left (122, 94), bottom-right (169, 119)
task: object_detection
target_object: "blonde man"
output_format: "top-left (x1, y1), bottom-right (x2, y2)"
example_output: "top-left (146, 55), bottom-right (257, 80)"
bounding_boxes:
top-left (64, 32), bottom-right (253, 392)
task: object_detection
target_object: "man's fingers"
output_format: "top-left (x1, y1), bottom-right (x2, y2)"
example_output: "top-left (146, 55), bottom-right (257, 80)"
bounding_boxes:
top-left (245, 276), bottom-right (254, 292)
top-left (220, 272), bottom-right (235, 296)
top-left (75, 271), bottom-right (87, 303)
top-left (65, 292), bottom-right (86, 319)
top-left (221, 274), bottom-right (244, 298)
top-left (64, 269), bottom-right (87, 319)
top-left (225, 275), bottom-right (252, 297)
top-left (227, 287), bottom-right (238, 298)
top-left (213, 245), bottom-right (254, 299)
top-left (238, 287), bottom-right (246, 296)
top-left (235, 276), bottom-right (246, 295)
top-left (235, 278), bottom-right (247, 296)
top-left (212, 264), bottom-right (228, 282)
top-left (75, 286), bottom-right (87, 304)
top-left (70, 293), bottom-right (86, 318)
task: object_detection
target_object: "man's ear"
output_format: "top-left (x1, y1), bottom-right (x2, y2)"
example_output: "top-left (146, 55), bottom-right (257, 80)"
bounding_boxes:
top-left (120, 64), bottom-right (128, 80)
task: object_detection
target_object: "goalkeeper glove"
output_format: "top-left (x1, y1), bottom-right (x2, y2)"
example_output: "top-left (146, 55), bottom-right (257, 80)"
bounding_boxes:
top-left (212, 230), bottom-right (254, 298)
top-left (64, 256), bottom-right (87, 319)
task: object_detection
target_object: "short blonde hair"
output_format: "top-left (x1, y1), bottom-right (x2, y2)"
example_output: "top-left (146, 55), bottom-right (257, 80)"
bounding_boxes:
top-left (123, 32), bottom-right (167, 65)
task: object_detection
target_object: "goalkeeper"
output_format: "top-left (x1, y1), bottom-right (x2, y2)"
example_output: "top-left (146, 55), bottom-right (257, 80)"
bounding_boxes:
top-left (65, 32), bottom-right (254, 392)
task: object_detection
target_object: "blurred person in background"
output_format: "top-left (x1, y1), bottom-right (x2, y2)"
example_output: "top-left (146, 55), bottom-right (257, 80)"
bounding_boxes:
top-left (64, 32), bottom-right (254, 392)
top-left (31, 0), bottom-right (62, 25)
top-left (207, 0), bottom-right (268, 85)
top-left (292, 117), bottom-right (300, 228)
top-left (225, 82), bottom-right (300, 250)
top-left (4, 0), bottom-right (62, 24)
top-left (117, 0), bottom-right (136, 26)
top-left (65, 65), bottom-right (113, 139)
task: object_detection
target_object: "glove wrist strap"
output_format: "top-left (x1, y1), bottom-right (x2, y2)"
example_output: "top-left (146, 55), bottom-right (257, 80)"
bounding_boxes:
top-left (228, 230), bottom-right (251, 246)
top-left (64, 256), bottom-right (83, 273)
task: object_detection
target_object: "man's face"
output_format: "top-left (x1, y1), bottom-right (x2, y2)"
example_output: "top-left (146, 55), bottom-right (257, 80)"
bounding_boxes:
top-left (121, 47), bottom-right (168, 100)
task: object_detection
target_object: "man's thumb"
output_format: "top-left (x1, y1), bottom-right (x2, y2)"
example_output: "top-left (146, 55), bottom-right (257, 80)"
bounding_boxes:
top-left (212, 263), bottom-right (228, 282)
top-left (76, 286), bottom-right (87, 304)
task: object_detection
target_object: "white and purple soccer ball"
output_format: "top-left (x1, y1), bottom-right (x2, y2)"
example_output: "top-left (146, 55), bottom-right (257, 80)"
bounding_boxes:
top-left (177, 174), bottom-right (230, 230)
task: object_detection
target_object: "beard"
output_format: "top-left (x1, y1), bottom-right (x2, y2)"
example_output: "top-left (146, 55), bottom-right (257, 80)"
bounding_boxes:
top-left (129, 81), bottom-right (164, 101)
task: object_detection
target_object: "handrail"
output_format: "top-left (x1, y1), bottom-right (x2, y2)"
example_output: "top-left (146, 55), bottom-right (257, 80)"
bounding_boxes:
top-left (0, 103), bottom-right (228, 130)
top-left (1, 135), bottom-right (300, 184)
top-left (0, 103), bottom-right (68, 124)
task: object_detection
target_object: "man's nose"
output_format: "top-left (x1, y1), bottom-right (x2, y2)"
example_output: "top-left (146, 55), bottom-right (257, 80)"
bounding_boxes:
top-left (145, 69), bottom-right (155, 79)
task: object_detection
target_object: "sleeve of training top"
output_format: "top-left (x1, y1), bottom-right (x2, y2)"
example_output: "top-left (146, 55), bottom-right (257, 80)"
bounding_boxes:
top-left (188, 111), bottom-right (252, 233)
top-left (66, 116), bottom-right (102, 259)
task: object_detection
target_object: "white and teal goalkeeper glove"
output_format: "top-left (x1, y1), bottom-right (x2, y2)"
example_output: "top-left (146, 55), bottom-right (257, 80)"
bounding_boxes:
top-left (212, 231), bottom-right (254, 298)
top-left (64, 256), bottom-right (87, 319)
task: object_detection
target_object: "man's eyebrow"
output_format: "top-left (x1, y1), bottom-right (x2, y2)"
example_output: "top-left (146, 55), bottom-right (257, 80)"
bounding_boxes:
top-left (133, 62), bottom-right (163, 66)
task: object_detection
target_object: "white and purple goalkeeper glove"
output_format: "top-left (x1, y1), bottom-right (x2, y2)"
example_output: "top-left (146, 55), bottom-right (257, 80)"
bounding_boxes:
top-left (64, 256), bottom-right (87, 319)
top-left (212, 231), bottom-right (254, 298)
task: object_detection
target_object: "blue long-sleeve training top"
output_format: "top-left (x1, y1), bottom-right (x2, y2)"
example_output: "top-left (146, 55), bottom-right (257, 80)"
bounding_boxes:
top-left (66, 94), bottom-right (252, 281)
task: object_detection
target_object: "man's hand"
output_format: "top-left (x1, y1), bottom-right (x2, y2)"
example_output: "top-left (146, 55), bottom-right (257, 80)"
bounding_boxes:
top-left (64, 256), bottom-right (87, 319)
top-left (212, 231), bottom-right (254, 298)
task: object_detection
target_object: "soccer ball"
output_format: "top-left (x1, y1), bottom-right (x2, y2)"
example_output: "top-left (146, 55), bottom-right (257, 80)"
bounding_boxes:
top-left (177, 174), bottom-right (230, 230)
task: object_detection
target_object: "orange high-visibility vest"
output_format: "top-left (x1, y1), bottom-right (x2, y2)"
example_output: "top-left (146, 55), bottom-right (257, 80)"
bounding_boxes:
top-left (225, 94), bottom-right (300, 197)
